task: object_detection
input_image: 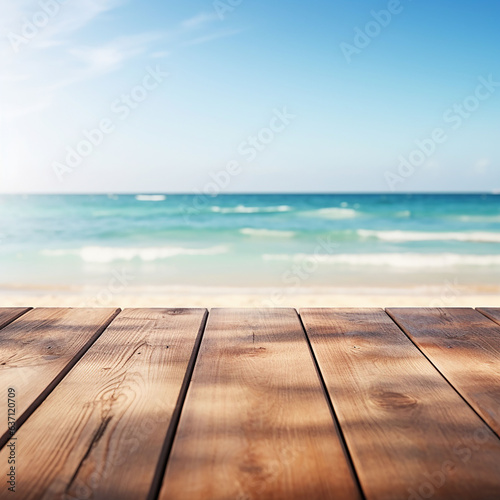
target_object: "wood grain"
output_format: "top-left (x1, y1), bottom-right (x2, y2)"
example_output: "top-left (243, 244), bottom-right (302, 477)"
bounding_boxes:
top-left (160, 308), bottom-right (361, 500)
top-left (0, 308), bottom-right (31, 331)
top-left (477, 307), bottom-right (500, 327)
top-left (0, 307), bottom-right (119, 447)
top-left (388, 307), bottom-right (500, 439)
top-left (0, 308), bottom-right (207, 500)
top-left (301, 308), bottom-right (500, 500)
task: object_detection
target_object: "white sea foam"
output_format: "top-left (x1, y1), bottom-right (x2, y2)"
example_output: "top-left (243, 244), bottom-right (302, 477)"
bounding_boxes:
top-left (211, 205), bottom-right (292, 214)
top-left (262, 253), bottom-right (500, 268)
top-left (240, 228), bottom-right (295, 238)
top-left (135, 195), bottom-right (166, 202)
top-left (303, 207), bottom-right (359, 219)
top-left (357, 230), bottom-right (500, 243)
top-left (457, 215), bottom-right (500, 223)
top-left (43, 245), bottom-right (228, 263)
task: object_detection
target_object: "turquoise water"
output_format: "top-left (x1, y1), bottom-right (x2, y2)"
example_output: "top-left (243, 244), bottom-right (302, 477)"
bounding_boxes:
top-left (0, 194), bottom-right (499, 289)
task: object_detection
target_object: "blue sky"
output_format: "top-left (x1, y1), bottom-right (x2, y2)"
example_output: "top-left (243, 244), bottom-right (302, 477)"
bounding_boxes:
top-left (0, 0), bottom-right (499, 193)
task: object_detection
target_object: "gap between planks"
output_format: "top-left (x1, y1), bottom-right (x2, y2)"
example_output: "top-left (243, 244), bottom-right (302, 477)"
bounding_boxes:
top-left (0, 308), bottom-right (207, 500)
top-left (301, 308), bottom-right (500, 500)
top-left (387, 307), bottom-right (500, 440)
top-left (0, 308), bottom-right (121, 448)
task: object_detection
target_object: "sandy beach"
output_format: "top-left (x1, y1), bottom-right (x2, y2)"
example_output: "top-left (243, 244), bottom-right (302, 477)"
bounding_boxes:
top-left (2, 285), bottom-right (499, 308)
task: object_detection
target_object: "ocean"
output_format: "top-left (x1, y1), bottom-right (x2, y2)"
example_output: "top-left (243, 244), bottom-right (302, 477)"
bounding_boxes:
top-left (0, 193), bottom-right (499, 291)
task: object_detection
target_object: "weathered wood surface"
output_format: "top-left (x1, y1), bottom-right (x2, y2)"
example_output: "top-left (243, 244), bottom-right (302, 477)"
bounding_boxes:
top-left (0, 308), bottom-right (207, 500)
top-left (0, 308), bottom-right (119, 448)
top-left (477, 307), bottom-right (500, 327)
top-left (1, 307), bottom-right (500, 500)
top-left (388, 307), bottom-right (500, 439)
top-left (302, 308), bottom-right (500, 500)
top-left (160, 308), bottom-right (361, 500)
top-left (0, 308), bottom-right (31, 331)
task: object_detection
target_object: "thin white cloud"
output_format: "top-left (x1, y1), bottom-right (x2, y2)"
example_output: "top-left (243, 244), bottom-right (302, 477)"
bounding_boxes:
top-left (67, 32), bottom-right (165, 77)
top-left (181, 12), bottom-right (219, 30)
top-left (182, 29), bottom-right (243, 47)
top-left (1, 0), bottom-right (125, 55)
top-left (0, 0), bottom-right (167, 119)
top-left (1, 5), bottom-right (243, 123)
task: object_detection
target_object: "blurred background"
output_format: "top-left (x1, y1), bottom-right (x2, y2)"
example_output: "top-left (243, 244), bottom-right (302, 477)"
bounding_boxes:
top-left (0, 0), bottom-right (499, 306)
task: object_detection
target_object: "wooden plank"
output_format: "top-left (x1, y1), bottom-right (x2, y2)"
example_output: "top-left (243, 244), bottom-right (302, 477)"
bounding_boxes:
top-left (387, 307), bottom-right (500, 439)
top-left (477, 307), bottom-right (500, 327)
top-left (301, 308), bottom-right (500, 500)
top-left (0, 307), bottom-right (120, 448)
top-left (0, 308), bottom-right (31, 331)
top-left (160, 308), bottom-right (361, 500)
top-left (0, 308), bottom-right (207, 500)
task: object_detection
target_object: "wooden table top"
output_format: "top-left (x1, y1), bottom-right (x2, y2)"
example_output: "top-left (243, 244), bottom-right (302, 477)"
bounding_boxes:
top-left (0, 307), bottom-right (499, 499)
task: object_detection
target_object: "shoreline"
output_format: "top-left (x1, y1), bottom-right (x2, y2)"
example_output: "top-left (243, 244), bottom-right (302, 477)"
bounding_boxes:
top-left (1, 284), bottom-right (498, 308)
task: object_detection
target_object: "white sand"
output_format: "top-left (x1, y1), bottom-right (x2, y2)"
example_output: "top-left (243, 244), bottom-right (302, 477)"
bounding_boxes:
top-left (1, 285), bottom-right (499, 308)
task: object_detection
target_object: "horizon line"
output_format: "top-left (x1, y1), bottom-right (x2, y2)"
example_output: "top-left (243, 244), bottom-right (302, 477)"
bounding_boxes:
top-left (0, 191), bottom-right (499, 196)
